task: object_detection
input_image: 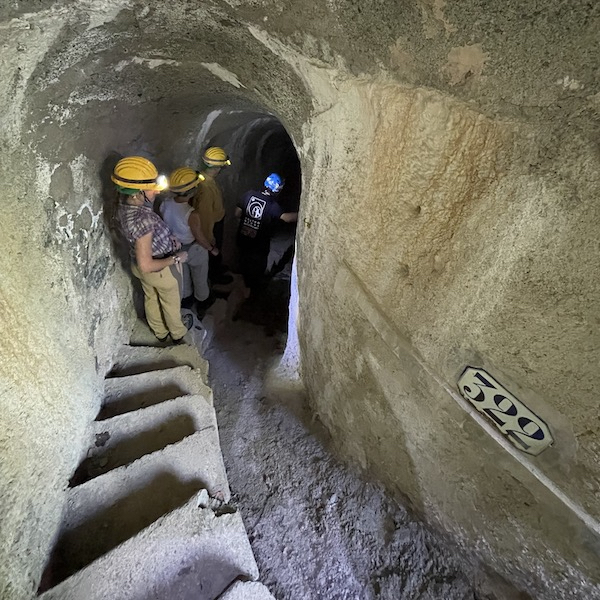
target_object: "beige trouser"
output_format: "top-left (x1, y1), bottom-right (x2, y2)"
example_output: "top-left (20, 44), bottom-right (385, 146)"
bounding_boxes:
top-left (131, 263), bottom-right (187, 340)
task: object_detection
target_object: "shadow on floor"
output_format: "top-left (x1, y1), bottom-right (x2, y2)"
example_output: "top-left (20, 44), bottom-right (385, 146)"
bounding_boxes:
top-left (98, 384), bottom-right (189, 419)
top-left (40, 472), bottom-right (206, 592)
top-left (69, 414), bottom-right (197, 486)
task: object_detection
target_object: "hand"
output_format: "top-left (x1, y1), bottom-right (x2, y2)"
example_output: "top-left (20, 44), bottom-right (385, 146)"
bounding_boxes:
top-left (210, 246), bottom-right (219, 256)
top-left (177, 251), bottom-right (188, 264)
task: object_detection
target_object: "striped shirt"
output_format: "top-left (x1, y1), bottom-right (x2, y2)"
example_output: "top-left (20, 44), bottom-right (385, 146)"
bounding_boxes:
top-left (118, 203), bottom-right (176, 258)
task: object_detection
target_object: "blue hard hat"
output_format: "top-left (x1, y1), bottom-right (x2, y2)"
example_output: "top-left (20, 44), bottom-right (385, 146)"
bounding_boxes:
top-left (264, 173), bottom-right (284, 193)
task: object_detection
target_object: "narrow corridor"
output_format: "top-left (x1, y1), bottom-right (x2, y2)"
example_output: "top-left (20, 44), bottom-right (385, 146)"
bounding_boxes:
top-left (202, 272), bottom-right (510, 600)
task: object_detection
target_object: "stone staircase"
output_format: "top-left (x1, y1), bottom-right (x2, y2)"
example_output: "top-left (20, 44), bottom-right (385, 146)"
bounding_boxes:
top-left (39, 325), bottom-right (274, 600)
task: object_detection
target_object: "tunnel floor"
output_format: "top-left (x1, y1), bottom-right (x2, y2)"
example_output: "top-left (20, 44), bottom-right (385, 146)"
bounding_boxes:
top-left (200, 269), bottom-right (493, 600)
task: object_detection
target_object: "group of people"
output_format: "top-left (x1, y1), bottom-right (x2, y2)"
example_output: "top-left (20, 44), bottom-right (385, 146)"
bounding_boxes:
top-left (112, 147), bottom-right (298, 345)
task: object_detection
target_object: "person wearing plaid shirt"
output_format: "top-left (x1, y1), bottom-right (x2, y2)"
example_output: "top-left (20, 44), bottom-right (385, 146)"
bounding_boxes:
top-left (112, 156), bottom-right (190, 344)
top-left (119, 203), bottom-right (176, 258)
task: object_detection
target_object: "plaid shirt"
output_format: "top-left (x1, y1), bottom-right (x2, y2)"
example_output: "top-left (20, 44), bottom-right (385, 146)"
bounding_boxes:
top-left (118, 204), bottom-right (176, 258)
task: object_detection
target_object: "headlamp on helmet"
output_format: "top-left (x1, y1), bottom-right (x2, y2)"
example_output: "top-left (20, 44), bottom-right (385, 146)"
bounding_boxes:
top-left (169, 167), bottom-right (205, 195)
top-left (111, 156), bottom-right (169, 192)
top-left (202, 146), bottom-right (231, 168)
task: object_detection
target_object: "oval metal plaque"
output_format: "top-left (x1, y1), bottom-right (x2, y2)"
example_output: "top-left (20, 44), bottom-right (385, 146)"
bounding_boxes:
top-left (457, 367), bottom-right (553, 456)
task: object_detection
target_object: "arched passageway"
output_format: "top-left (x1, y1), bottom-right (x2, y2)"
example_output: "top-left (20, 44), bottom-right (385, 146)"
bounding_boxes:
top-left (1, 2), bottom-right (599, 599)
top-left (168, 107), bottom-right (302, 333)
top-left (198, 107), bottom-right (301, 300)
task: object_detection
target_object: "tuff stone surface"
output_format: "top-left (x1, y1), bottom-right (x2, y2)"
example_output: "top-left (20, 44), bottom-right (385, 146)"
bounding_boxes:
top-left (0, 0), bottom-right (598, 598)
top-left (39, 493), bottom-right (258, 600)
top-left (109, 342), bottom-right (208, 379)
top-left (50, 429), bottom-right (231, 585)
top-left (73, 393), bottom-right (217, 485)
top-left (101, 366), bottom-right (212, 418)
top-left (218, 581), bottom-right (276, 600)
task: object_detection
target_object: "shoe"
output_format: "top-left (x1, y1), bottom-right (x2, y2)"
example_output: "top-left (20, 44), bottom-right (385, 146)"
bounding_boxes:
top-left (195, 295), bottom-right (216, 319)
top-left (196, 295), bottom-right (216, 311)
top-left (182, 313), bottom-right (194, 330)
top-left (155, 335), bottom-right (173, 347)
top-left (181, 295), bottom-right (195, 309)
top-left (172, 331), bottom-right (193, 345)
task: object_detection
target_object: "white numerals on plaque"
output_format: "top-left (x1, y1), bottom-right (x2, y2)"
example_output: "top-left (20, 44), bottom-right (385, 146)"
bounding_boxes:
top-left (457, 367), bottom-right (553, 456)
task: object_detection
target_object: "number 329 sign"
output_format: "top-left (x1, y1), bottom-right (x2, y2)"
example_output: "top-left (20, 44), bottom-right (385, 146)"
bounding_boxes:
top-left (457, 367), bottom-right (553, 456)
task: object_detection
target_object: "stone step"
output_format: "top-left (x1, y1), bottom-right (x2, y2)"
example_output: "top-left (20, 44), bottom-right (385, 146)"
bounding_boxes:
top-left (108, 343), bottom-right (208, 381)
top-left (100, 365), bottom-right (212, 419)
top-left (46, 432), bottom-right (231, 587)
top-left (70, 394), bottom-right (216, 486)
top-left (39, 492), bottom-right (259, 600)
top-left (130, 316), bottom-right (206, 349)
top-left (217, 581), bottom-right (277, 600)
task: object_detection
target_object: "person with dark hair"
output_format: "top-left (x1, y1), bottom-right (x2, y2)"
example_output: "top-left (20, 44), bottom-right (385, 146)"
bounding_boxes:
top-left (161, 167), bottom-right (219, 316)
top-left (112, 156), bottom-right (190, 344)
top-left (235, 173), bottom-right (298, 296)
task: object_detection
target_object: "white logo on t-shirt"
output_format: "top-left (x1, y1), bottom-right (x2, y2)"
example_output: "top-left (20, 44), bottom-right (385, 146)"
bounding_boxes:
top-left (247, 196), bottom-right (266, 220)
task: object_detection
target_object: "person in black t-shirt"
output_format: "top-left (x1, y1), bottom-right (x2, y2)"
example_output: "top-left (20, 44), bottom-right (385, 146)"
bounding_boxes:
top-left (235, 173), bottom-right (298, 294)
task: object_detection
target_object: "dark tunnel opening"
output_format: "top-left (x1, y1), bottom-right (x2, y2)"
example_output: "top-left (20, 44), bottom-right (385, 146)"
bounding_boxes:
top-left (201, 107), bottom-right (302, 335)
top-left (99, 103), bottom-right (303, 338)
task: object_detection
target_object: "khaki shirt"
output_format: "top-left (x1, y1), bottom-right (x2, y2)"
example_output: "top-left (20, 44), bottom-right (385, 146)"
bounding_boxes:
top-left (192, 177), bottom-right (225, 244)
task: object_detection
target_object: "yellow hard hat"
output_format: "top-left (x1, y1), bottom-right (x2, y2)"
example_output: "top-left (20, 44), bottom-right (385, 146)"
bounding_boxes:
top-left (169, 167), bottom-right (205, 194)
top-left (202, 147), bottom-right (231, 168)
top-left (111, 156), bottom-right (168, 192)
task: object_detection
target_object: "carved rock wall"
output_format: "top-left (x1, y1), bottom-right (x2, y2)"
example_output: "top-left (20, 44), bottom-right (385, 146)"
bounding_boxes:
top-left (0, 1), bottom-right (598, 598)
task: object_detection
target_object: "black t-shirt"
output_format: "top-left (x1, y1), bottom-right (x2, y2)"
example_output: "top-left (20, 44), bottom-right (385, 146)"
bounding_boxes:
top-left (237, 190), bottom-right (282, 249)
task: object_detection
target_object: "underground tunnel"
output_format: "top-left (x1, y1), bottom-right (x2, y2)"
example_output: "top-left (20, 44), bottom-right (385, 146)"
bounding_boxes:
top-left (1, 1), bottom-right (599, 599)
